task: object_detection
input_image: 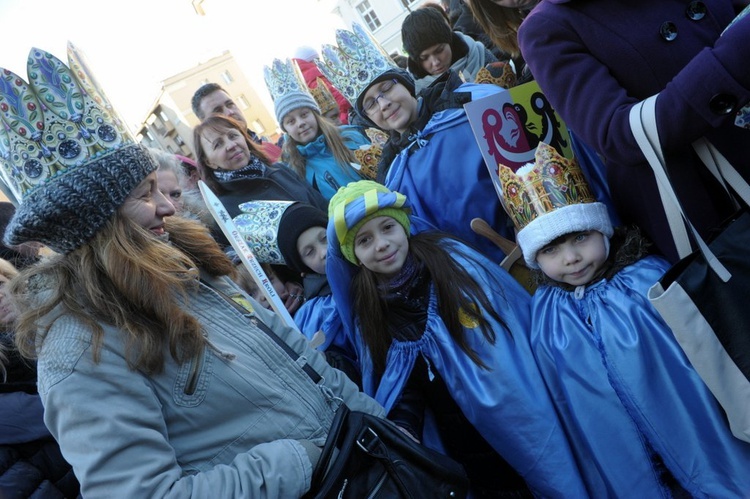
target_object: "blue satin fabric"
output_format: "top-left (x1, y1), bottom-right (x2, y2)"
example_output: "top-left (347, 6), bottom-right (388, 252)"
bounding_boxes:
top-left (326, 224), bottom-right (589, 498)
top-left (383, 82), bottom-right (515, 263)
top-left (531, 256), bottom-right (750, 498)
top-left (293, 293), bottom-right (354, 358)
top-left (297, 125), bottom-right (369, 200)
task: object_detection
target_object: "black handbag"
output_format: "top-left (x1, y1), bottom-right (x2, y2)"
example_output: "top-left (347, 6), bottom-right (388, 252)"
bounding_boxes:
top-left (630, 96), bottom-right (750, 443)
top-left (304, 404), bottom-right (469, 499)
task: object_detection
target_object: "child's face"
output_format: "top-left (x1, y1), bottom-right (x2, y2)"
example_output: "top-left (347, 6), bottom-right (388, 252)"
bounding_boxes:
top-left (354, 216), bottom-right (409, 279)
top-left (297, 226), bottom-right (328, 275)
top-left (282, 107), bottom-right (320, 145)
top-left (535, 231), bottom-right (608, 287)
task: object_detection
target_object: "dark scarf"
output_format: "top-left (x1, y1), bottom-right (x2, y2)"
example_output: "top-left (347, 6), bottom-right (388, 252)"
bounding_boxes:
top-left (379, 254), bottom-right (431, 342)
top-left (213, 155), bottom-right (267, 182)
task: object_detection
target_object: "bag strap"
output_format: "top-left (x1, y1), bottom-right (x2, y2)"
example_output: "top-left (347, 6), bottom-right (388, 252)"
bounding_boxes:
top-left (629, 96), bottom-right (692, 258)
top-left (692, 137), bottom-right (750, 207)
top-left (629, 96), bottom-right (731, 282)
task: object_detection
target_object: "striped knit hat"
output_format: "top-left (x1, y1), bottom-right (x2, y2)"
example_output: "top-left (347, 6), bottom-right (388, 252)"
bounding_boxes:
top-left (328, 180), bottom-right (411, 265)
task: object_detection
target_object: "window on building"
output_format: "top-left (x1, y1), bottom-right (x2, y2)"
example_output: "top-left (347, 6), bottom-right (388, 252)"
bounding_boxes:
top-left (356, 0), bottom-right (381, 30)
top-left (250, 120), bottom-right (265, 135)
top-left (159, 110), bottom-right (170, 122)
top-left (221, 70), bottom-right (234, 85)
top-left (237, 94), bottom-right (250, 110)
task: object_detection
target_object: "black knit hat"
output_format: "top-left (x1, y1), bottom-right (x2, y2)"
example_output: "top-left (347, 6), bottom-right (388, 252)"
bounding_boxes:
top-left (354, 68), bottom-right (417, 128)
top-left (277, 203), bottom-right (329, 274)
top-left (401, 8), bottom-right (453, 60)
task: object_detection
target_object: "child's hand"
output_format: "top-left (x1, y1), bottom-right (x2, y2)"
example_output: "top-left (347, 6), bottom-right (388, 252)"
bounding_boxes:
top-left (283, 281), bottom-right (305, 315)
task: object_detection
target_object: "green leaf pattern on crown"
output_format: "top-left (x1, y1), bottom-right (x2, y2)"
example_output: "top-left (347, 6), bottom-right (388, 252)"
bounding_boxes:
top-left (233, 200), bottom-right (295, 265)
top-left (498, 143), bottom-right (596, 230)
top-left (0, 43), bottom-right (133, 199)
top-left (316, 23), bottom-right (397, 105)
top-left (263, 58), bottom-right (311, 105)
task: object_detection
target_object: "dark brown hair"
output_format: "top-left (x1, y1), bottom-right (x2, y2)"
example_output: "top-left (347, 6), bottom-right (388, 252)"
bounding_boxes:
top-left (468, 0), bottom-right (527, 56)
top-left (352, 231), bottom-right (510, 375)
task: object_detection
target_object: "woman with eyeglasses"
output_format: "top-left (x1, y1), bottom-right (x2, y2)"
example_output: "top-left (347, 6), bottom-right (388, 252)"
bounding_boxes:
top-left (321, 30), bottom-right (516, 263)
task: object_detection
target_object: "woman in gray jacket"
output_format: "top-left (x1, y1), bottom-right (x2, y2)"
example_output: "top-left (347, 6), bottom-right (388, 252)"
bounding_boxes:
top-left (2, 45), bottom-right (383, 499)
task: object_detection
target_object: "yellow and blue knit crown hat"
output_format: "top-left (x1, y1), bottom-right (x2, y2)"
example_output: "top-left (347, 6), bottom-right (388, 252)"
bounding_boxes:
top-left (0, 43), bottom-right (156, 254)
top-left (329, 180), bottom-right (411, 265)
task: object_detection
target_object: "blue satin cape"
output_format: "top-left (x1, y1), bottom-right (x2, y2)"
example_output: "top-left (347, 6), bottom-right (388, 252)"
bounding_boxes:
top-left (326, 221), bottom-right (589, 498)
top-left (530, 255), bottom-right (750, 498)
top-left (383, 82), bottom-right (514, 263)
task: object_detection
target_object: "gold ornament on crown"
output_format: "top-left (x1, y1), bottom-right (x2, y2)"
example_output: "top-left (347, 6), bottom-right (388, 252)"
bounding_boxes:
top-left (498, 142), bottom-right (595, 230)
top-left (309, 77), bottom-right (338, 116)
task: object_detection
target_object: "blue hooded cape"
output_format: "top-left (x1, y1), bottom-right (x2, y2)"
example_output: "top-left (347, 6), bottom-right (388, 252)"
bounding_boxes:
top-left (531, 255), bottom-right (750, 497)
top-left (383, 82), bottom-right (514, 263)
top-left (326, 217), bottom-right (588, 498)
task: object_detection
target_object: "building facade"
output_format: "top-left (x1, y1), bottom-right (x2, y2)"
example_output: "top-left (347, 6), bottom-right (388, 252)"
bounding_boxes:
top-left (135, 51), bottom-right (278, 157)
top-left (330, 0), bottom-right (429, 55)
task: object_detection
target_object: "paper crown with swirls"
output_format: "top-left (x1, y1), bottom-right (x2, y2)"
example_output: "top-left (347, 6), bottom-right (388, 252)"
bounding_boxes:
top-left (263, 58), bottom-right (320, 125)
top-left (0, 43), bottom-right (155, 254)
top-left (316, 23), bottom-right (397, 106)
top-left (499, 142), bottom-right (613, 267)
top-left (233, 200), bottom-right (294, 265)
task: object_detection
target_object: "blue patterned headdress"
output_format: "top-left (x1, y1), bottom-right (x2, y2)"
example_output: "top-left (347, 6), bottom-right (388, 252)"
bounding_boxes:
top-left (0, 43), bottom-right (156, 254)
top-left (316, 23), bottom-right (398, 108)
top-left (263, 58), bottom-right (320, 126)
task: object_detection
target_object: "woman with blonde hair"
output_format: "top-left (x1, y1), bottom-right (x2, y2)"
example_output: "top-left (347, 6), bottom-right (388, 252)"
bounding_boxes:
top-left (4, 45), bottom-right (381, 498)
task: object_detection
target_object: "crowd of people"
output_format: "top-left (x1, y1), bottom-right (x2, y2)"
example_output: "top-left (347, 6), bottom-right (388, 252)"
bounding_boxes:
top-left (2, 0), bottom-right (750, 497)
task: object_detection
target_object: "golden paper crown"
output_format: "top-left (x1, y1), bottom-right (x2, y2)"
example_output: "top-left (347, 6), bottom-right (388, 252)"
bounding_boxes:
top-left (474, 61), bottom-right (517, 89)
top-left (498, 142), bottom-right (595, 230)
top-left (353, 143), bottom-right (382, 180)
top-left (309, 77), bottom-right (338, 116)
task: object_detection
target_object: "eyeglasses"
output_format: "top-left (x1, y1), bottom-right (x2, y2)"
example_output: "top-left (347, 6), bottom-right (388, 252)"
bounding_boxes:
top-left (362, 79), bottom-right (398, 116)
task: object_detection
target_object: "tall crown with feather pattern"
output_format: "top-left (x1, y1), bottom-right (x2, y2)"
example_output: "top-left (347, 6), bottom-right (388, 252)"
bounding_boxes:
top-left (316, 23), bottom-right (398, 106)
top-left (263, 58), bottom-right (320, 125)
top-left (0, 43), bottom-right (156, 254)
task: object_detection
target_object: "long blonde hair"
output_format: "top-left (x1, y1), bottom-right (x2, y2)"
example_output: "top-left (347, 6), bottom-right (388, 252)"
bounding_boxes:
top-left (282, 111), bottom-right (358, 178)
top-left (0, 257), bottom-right (19, 375)
top-left (11, 215), bottom-right (235, 374)
top-left (468, 0), bottom-right (527, 56)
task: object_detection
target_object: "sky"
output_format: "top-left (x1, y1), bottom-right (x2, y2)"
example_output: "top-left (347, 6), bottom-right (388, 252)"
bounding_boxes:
top-left (0, 0), bottom-right (347, 130)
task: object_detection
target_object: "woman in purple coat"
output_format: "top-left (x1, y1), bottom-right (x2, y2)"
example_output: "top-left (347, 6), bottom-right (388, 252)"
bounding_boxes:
top-left (518, 0), bottom-right (750, 262)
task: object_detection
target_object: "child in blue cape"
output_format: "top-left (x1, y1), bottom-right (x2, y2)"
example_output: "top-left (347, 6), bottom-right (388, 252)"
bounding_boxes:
top-left (264, 59), bottom-right (371, 201)
top-left (326, 180), bottom-right (587, 498)
top-left (318, 24), bottom-right (514, 263)
top-left (233, 200), bottom-right (359, 384)
top-left (501, 143), bottom-right (750, 498)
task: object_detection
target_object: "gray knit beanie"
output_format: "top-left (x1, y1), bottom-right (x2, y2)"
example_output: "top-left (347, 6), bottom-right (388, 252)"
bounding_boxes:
top-left (264, 58), bottom-right (321, 128)
top-left (0, 44), bottom-right (158, 255)
top-left (274, 91), bottom-right (321, 128)
top-left (4, 144), bottom-right (156, 254)
top-left (401, 8), bottom-right (453, 60)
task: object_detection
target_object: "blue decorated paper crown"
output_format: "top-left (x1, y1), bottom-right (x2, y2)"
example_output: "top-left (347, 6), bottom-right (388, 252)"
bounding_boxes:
top-left (316, 23), bottom-right (397, 106)
top-left (263, 58), bottom-right (320, 125)
top-left (0, 43), bottom-right (156, 254)
top-left (233, 200), bottom-right (295, 265)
